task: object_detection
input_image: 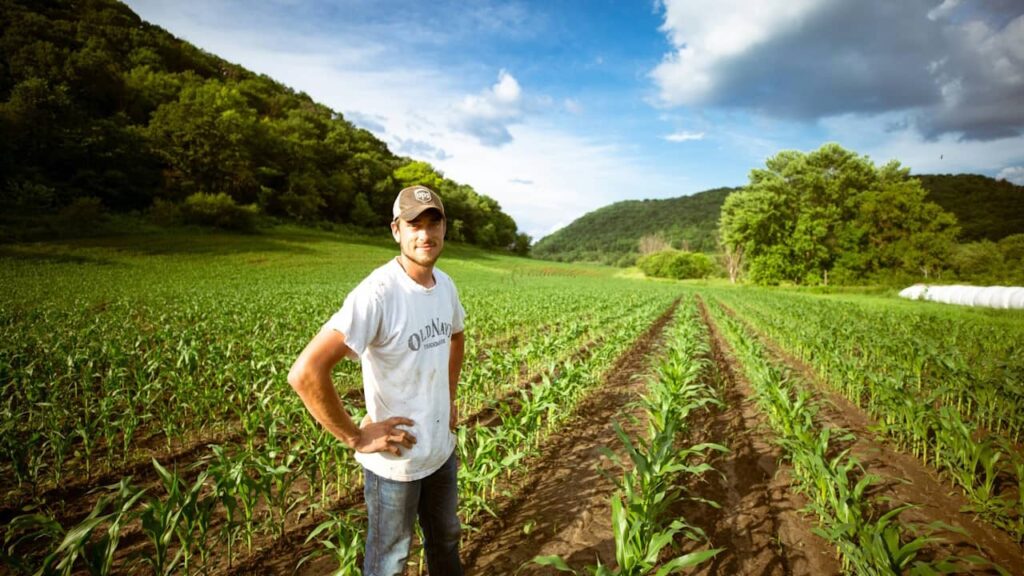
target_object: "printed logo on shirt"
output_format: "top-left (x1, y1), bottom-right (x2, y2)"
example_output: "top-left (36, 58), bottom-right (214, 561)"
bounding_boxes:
top-left (407, 317), bottom-right (452, 351)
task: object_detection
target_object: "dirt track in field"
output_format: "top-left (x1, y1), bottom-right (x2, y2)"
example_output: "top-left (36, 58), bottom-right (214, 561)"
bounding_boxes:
top-left (458, 300), bottom-right (678, 574)
top-left (455, 298), bottom-right (845, 576)
top-left (713, 299), bottom-right (1024, 576)
top-left (683, 299), bottom-right (840, 575)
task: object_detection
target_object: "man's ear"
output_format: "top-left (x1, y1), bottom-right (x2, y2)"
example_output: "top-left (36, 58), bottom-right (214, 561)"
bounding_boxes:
top-left (390, 220), bottom-right (400, 243)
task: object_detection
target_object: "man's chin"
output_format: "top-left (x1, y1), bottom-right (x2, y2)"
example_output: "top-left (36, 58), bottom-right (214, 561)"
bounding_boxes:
top-left (405, 251), bottom-right (440, 267)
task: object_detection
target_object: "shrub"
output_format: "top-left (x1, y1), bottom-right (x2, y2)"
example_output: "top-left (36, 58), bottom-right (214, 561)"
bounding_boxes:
top-left (54, 196), bottom-right (107, 233)
top-left (146, 198), bottom-right (182, 226)
top-left (180, 192), bottom-right (258, 231)
top-left (637, 249), bottom-right (715, 280)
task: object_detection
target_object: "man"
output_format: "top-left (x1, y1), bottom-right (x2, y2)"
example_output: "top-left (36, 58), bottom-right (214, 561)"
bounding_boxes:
top-left (288, 185), bottom-right (465, 576)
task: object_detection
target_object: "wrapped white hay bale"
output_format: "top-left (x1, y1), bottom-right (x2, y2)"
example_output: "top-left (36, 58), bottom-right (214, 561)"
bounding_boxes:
top-left (898, 284), bottom-right (928, 300)
top-left (899, 284), bottom-right (1024, 309)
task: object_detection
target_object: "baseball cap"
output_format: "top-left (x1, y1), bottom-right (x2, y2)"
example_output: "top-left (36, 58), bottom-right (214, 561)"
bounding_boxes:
top-left (392, 185), bottom-right (446, 221)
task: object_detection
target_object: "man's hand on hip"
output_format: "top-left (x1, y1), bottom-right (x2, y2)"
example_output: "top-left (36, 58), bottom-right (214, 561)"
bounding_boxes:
top-left (354, 416), bottom-right (417, 455)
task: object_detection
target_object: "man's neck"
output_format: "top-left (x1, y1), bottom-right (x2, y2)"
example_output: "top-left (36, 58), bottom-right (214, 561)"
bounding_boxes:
top-left (397, 255), bottom-right (436, 288)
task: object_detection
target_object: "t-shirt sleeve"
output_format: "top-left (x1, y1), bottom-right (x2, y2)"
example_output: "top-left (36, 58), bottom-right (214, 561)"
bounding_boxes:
top-left (323, 283), bottom-right (382, 357)
top-left (450, 281), bottom-right (466, 334)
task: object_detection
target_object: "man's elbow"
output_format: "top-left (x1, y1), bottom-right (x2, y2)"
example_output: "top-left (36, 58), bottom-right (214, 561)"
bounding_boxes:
top-left (288, 361), bottom-right (312, 394)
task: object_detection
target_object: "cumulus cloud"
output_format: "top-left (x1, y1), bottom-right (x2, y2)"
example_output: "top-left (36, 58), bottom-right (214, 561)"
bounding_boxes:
top-left (997, 166), bottom-right (1024, 185)
top-left (651, 0), bottom-right (1024, 141)
top-left (392, 137), bottom-right (450, 161)
top-left (344, 110), bottom-right (388, 134)
top-left (665, 131), bottom-right (705, 142)
top-left (451, 70), bottom-right (525, 146)
top-left (927, 0), bottom-right (964, 21)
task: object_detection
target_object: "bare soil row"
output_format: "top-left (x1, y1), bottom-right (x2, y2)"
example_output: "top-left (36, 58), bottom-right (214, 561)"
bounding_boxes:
top-left (712, 298), bottom-right (1023, 575)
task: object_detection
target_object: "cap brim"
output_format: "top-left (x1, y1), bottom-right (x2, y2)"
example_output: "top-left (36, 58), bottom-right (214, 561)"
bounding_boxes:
top-left (398, 206), bottom-right (445, 221)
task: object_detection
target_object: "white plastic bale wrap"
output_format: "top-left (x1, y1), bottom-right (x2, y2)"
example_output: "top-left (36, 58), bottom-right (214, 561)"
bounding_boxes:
top-left (899, 284), bottom-right (1024, 309)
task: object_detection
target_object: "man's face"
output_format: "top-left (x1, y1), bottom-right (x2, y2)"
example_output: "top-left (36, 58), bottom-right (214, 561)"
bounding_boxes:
top-left (391, 210), bottom-right (446, 268)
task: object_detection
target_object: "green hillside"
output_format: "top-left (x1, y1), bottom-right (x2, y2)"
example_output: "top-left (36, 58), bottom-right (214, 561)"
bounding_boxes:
top-left (532, 187), bottom-right (734, 266)
top-left (0, 0), bottom-right (523, 248)
top-left (534, 175), bottom-right (1022, 266)
top-left (916, 174), bottom-right (1024, 242)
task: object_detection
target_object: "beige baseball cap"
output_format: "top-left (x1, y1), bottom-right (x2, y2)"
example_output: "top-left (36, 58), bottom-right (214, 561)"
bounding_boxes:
top-left (392, 185), bottom-right (446, 221)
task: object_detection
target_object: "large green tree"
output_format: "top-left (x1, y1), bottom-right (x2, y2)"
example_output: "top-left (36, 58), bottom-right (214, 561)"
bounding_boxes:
top-left (719, 144), bottom-right (959, 285)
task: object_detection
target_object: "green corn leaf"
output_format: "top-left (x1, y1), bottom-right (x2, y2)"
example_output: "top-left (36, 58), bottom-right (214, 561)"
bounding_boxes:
top-left (654, 548), bottom-right (723, 576)
top-left (530, 555), bottom-right (576, 573)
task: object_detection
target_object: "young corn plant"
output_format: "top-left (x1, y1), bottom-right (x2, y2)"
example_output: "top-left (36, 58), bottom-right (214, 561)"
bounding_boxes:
top-left (43, 478), bottom-right (146, 576)
top-left (207, 445), bottom-right (243, 568)
top-left (139, 462), bottom-right (187, 576)
top-left (297, 509), bottom-right (365, 576)
top-left (534, 303), bottom-right (725, 575)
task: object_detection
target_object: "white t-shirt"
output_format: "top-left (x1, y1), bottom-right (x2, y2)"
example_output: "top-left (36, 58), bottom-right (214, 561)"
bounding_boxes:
top-left (324, 258), bottom-right (466, 481)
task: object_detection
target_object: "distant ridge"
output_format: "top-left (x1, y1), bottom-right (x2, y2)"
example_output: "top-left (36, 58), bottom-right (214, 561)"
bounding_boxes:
top-left (532, 175), bottom-right (1022, 266)
top-left (532, 187), bottom-right (734, 266)
top-left (916, 174), bottom-right (1024, 242)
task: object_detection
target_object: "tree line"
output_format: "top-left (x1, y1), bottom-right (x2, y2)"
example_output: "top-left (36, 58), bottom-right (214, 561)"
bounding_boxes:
top-left (0, 0), bottom-right (529, 252)
top-left (719, 144), bottom-right (1024, 285)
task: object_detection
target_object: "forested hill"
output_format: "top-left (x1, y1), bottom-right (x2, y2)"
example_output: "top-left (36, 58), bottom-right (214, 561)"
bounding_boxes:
top-left (533, 174), bottom-right (1022, 266)
top-left (0, 0), bottom-right (526, 249)
top-left (531, 187), bottom-right (734, 266)
top-left (916, 174), bottom-right (1024, 242)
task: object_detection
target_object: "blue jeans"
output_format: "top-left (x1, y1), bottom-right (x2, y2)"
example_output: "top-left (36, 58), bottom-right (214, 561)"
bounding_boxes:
top-left (362, 451), bottom-right (462, 576)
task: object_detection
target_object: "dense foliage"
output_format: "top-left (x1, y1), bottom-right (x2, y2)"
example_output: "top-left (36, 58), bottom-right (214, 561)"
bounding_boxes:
top-left (532, 172), bottom-right (1020, 272)
top-left (720, 144), bottom-right (959, 285)
top-left (532, 188), bottom-right (733, 266)
top-left (0, 0), bottom-right (525, 249)
top-left (635, 249), bottom-right (715, 280)
top-left (917, 174), bottom-right (1024, 242)
top-left (951, 233), bottom-right (1024, 285)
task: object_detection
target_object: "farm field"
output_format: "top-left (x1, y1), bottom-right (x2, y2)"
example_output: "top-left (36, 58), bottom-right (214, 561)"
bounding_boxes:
top-left (2, 227), bottom-right (1023, 575)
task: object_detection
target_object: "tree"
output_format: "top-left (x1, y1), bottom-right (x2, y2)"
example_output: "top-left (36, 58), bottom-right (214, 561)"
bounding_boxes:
top-left (145, 81), bottom-right (260, 200)
top-left (638, 234), bottom-right (671, 255)
top-left (637, 250), bottom-right (715, 280)
top-left (393, 161), bottom-right (444, 191)
top-left (510, 232), bottom-right (532, 256)
top-left (350, 193), bottom-right (376, 226)
top-left (719, 143), bottom-right (959, 285)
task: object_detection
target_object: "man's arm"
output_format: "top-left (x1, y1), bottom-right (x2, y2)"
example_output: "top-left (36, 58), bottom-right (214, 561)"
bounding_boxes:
top-left (449, 330), bottom-right (465, 430)
top-left (288, 329), bottom-right (416, 455)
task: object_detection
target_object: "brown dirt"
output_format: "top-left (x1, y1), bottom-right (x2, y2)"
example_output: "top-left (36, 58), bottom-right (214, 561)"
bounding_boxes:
top-left (459, 299), bottom-right (680, 575)
top-left (715, 299), bottom-right (1024, 575)
top-left (685, 298), bottom-right (841, 576)
top-left (456, 297), bottom-right (850, 576)
top-left (0, 426), bottom-right (242, 520)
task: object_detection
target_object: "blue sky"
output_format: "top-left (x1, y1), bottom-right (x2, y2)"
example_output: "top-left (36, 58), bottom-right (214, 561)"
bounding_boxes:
top-left (125, 0), bottom-right (1024, 240)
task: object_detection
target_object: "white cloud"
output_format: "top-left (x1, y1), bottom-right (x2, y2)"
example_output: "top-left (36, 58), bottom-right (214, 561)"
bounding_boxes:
top-left (450, 70), bottom-right (525, 146)
top-left (821, 113), bottom-right (1024, 176)
top-left (928, 0), bottom-right (964, 21)
top-left (438, 123), bottom-right (684, 240)
top-left (665, 131), bottom-right (705, 142)
top-left (651, 0), bottom-right (822, 106)
top-left (344, 111), bottom-right (387, 134)
top-left (997, 166), bottom-right (1024, 185)
top-left (651, 0), bottom-right (1024, 141)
